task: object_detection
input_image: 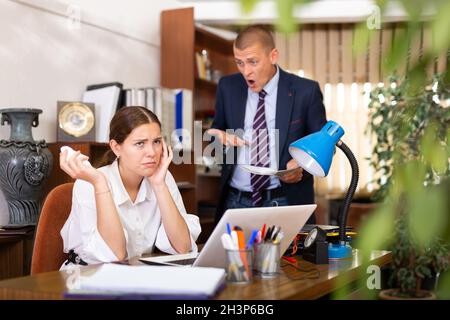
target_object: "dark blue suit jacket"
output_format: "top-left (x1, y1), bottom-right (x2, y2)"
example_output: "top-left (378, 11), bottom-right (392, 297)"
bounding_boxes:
top-left (211, 67), bottom-right (327, 223)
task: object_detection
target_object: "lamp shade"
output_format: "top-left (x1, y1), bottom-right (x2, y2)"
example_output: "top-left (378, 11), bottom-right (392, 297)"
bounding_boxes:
top-left (288, 121), bottom-right (344, 177)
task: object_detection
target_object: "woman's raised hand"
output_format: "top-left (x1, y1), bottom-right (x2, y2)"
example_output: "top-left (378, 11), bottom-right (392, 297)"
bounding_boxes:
top-left (148, 138), bottom-right (173, 187)
top-left (60, 149), bottom-right (105, 186)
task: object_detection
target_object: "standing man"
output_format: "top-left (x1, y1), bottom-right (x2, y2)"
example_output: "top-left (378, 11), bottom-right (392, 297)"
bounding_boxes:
top-left (208, 25), bottom-right (327, 224)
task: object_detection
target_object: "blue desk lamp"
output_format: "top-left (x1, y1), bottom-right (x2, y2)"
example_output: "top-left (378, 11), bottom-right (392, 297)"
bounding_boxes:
top-left (288, 121), bottom-right (359, 259)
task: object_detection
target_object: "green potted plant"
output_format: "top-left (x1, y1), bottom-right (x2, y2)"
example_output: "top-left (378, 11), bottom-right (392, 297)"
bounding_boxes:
top-left (379, 213), bottom-right (449, 299)
top-left (362, 73), bottom-right (450, 299)
top-left (366, 73), bottom-right (450, 201)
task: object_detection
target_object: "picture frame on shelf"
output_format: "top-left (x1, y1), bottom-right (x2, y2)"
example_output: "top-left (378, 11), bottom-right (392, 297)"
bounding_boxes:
top-left (57, 101), bottom-right (95, 142)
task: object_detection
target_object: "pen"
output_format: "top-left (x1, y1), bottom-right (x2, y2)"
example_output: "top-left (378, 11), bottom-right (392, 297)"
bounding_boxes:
top-left (265, 226), bottom-right (273, 242)
top-left (263, 226), bottom-right (270, 241)
top-left (256, 230), bottom-right (262, 244)
top-left (231, 231), bottom-right (239, 249)
top-left (273, 231), bottom-right (284, 244)
top-left (262, 244), bottom-right (277, 273)
top-left (221, 233), bottom-right (235, 250)
top-left (226, 223), bottom-right (232, 235)
top-left (221, 234), bottom-right (241, 281)
top-left (236, 230), bottom-right (245, 250)
top-left (236, 230), bottom-right (251, 280)
top-left (272, 226), bottom-right (282, 242)
top-left (270, 226), bottom-right (279, 241)
top-left (269, 225), bottom-right (276, 240)
top-left (246, 229), bottom-right (259, 249)
top-left (260, 224), bottom-right (267, 240)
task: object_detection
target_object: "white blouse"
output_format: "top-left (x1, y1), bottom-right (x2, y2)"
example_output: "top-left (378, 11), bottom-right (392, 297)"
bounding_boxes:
top-left (60, 160), bottom-right (201, 269)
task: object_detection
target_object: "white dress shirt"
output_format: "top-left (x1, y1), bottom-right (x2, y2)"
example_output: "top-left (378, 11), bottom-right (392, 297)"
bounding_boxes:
top-left (230, 65), bottom-right (281, 192)
top-left (60, 160), bottom-right (201, 269)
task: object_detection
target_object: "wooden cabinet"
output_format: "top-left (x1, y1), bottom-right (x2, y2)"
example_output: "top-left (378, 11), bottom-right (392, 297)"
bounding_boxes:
top-left (161, 8), bottom-right (236, 241)
top-left (0, 227), bottom-right (34, 280)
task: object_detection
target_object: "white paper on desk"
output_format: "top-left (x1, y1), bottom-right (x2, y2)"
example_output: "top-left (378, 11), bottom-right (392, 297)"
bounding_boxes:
top-left (241, 165), bottom-right (299, 177)
top-left (78, 264), bottom-right (225, 296)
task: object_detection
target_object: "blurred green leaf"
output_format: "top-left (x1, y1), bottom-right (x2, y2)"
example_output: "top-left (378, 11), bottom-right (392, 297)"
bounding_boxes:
top-left (276, 0), bottom-right (296, 33)
top-left (399, 0), bottom-right (425, 21)
top-left (406, 60), bottom-right (428, 95)
top-left (353, 22), bottom-right (370, 56)
top-left (408, 186), bottom-right (448, 245)
top-left (436, 270), bottom-right (450, 299)
top-left (447, 128), bottom-right (450, 157)
top-left (356, 202), bottom-right (395, 262)
top-left (395, 161), bottom-right (426, 195)
top-left (383, 26), bottom-right (409, 74)
top-left (375, 0), bottom-right (388, 11)
top-left (430, 0), bottom-right (450, 55)
top-left (422, 123), bottom-right (449, 175)
top-left (330, 275), bottom-right (352, 300)
top-left (240, 0), bottom-right (259, 14)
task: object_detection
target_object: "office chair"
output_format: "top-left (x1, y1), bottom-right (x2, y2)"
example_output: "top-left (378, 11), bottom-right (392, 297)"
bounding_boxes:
top-left (31, 183), bottom-right (74, 274)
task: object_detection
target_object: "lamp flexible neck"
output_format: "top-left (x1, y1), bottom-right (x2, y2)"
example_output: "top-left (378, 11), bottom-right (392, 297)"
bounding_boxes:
top-left (337, 141), bottom-right (359, 242)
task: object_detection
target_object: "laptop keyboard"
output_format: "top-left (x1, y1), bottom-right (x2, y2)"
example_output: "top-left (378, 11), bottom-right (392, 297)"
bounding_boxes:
top-left (169, 258), bottom-right (196, 265)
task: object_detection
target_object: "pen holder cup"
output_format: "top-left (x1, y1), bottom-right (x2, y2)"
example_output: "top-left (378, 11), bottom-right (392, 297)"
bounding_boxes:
top-left (225, 249), bottom-right (253, 284)
top-left (254, 242), bottom-right (280, 279)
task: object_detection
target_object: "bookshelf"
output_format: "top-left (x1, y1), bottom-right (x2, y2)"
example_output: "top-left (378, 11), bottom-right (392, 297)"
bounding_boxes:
top-left (161, 8), bottom-right (236, 242)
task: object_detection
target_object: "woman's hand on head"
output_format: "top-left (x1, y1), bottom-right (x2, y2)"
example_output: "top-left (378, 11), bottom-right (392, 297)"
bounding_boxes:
top-left (148, 138), bottom-right (173, 187)
top-left (60, 150), bottom-right (106, 186)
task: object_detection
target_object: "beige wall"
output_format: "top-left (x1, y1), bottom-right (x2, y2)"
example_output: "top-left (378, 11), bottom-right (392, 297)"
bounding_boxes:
top-left (0, 0), bottom-right (181, 142)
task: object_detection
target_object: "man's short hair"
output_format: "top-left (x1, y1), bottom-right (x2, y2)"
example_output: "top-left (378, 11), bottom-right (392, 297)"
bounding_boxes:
top-left (234, 25), bottom-right (275, 52)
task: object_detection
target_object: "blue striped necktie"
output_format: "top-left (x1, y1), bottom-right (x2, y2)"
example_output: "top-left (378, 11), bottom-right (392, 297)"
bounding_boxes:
top-left (250, 89), bottom-right (270, 206)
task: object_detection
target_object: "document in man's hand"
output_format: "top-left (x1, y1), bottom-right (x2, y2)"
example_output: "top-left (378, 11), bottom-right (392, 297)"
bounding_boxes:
top-left (241, 165), bottom-right (299, 177)
top-left (67, 264), bottom-right (226, 299)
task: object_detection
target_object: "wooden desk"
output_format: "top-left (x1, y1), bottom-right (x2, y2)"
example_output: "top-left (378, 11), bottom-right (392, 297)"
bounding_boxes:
top-left (0, 250), bottom-right (391, 300)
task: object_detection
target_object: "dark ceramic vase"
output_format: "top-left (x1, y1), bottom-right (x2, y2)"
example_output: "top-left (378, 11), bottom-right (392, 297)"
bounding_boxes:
top-left (0, 108), bottom-right (53, 226)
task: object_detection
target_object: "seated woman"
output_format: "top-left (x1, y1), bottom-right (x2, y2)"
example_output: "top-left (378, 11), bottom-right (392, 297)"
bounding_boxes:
top-left (59, 106), bottom-right (201, 268)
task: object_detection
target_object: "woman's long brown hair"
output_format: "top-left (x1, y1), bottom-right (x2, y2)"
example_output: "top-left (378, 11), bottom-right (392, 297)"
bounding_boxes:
top-left (98, 106), bottom-right (161, 167)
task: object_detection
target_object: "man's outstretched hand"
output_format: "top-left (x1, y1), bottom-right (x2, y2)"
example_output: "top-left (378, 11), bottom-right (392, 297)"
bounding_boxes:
top-left (279, 159), bottom-right (304, 183)
top-left (207, 129), bottom-right (249, 147)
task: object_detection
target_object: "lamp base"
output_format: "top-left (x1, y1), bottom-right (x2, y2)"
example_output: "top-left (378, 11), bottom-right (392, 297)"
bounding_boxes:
top-left (328, 242), bottom-right (352, 259)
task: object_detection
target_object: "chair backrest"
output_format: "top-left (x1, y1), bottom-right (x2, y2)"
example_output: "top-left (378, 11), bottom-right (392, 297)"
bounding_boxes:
top-left (31, 183), bottom-right (74, 274)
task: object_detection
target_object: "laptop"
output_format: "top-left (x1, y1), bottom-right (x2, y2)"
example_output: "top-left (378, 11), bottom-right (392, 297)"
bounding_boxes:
top-left (139, 204), bottom-right (316, 269)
